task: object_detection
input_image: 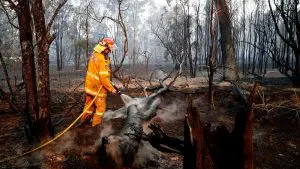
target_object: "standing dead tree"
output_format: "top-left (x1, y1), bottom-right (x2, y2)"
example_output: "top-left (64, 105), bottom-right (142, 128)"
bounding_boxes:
top-left (3, 0), bottom-right (39, 142)
top-left (184, 95), bottom-right (214, 169)
top-left (31, 0), bottom-right (68, 140)
top-left (88, 0), bottom-right (128, 88)
top-left (0, 48), bottom-right (19, 114)
top-left (0, 45), bottom-right (14, 99)
top-left (89, 0), bottom-right (128, 75)
top-left (215, 0), bottom-right (238, 81)
top-left (268, 0), bottom-right (300, 87)
top-left (208, 0), bottom-right (218, 110)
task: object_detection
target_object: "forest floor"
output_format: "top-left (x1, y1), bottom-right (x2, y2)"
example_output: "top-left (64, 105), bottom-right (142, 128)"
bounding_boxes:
top-left (0, 69), bottom-right (299, 169)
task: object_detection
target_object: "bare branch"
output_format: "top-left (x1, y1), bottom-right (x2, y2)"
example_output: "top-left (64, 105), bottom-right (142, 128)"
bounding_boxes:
top-left (0, 1), bottom-right (19, 29)
top-left (46, 0), bottom-right (68, 34)
top-left (4, 0), bottom-right (17, 10)
top-left (268, 0), bottom-right (297, 49)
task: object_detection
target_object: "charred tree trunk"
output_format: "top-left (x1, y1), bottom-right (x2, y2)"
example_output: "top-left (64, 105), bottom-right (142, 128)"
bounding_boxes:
top-left (208, 0), bottom-right (217, 110)
top-left (215, 0), bottom-right (238, 81)
top-left (242, 0), bottom-right (246, 74)
top-left (0, 49), bottom-right (14, 98)
top-left (31, 0), bottom-right (54, 140)
top-left (186, 12), bottom-right (194, 78)
top-left (85, 5), bottom-right (89, 62)
top-left (185, 96), bottom-right (214, 169)
top-left (5, 0), bottom-right (67, 141)
top-left (203, 84), bottom-right (258, 169)
top-left (294, 50), bottom-right (300, 85)
top-left (74, 41), bottom-right (78, 70)
top-left (59, 28), bottom-right (63, 71)
top-left (247, 14), bottom-right (253, 72)
top-left (55, 31), bottom-right (60, 71)
top-left (15, 0), bottom-right (39, 141)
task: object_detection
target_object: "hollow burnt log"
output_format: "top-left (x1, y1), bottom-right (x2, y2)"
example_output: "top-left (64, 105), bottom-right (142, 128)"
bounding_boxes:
top-left (184, 95), bottom-right (214, 169)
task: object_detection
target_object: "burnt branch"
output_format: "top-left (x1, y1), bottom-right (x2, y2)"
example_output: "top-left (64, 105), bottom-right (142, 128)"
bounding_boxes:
top-left (144, 123), bottom-right (184, 155)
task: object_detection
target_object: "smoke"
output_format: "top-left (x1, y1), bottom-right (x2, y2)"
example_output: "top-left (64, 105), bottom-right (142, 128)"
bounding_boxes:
top-left (94, 122), bottom-right (115, 148)
top-left (156, 101), bottom-right (186, 122)
top-left (100, 123), bottom-right (114, 138)
top-left (51, 131), bottom-right (76, 154)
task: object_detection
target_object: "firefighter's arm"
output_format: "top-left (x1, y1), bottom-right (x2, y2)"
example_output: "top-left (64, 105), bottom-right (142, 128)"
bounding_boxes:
top-left (85, 56), bottom-right (101, 96)
top-left (98, 56), bottom-right (116, 93)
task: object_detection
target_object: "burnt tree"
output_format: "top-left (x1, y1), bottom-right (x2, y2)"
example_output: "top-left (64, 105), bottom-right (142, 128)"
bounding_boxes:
top-left (204, 84), bottom-right (258, 169)
top-left (4, 0), bottom-right (67, 141)
top-left (268, 0), bottom-right (300, 86)
top-left (4, 0), bottom-right (39, 141)
top-left (214, 0), bottom-right (238, 81)
top-left (184, 96), bottom-right (214, 169)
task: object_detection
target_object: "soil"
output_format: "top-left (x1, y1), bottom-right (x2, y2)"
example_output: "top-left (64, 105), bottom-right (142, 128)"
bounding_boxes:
top-left (0, 73), bottom-right (299, 168)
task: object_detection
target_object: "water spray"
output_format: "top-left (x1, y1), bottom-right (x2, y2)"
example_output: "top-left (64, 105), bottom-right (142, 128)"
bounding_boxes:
top-left (110, 82), bottom-right (133, 105)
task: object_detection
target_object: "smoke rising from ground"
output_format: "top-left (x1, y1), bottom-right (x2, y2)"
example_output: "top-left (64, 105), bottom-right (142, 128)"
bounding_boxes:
top-left (156, 100), bottom-right (186, 122)
top-left (36, 92), bottom-right (185, 168)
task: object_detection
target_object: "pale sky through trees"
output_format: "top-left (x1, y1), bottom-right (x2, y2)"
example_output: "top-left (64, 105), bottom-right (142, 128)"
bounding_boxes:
top-left (46, 0), bottom-right (272, 64)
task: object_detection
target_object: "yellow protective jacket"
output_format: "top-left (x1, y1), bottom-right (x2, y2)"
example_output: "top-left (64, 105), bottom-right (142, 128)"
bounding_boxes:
top-left (85, 44), bottom-right (115, 96)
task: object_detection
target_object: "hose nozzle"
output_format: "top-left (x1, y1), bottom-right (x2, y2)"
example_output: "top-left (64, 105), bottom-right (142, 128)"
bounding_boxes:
top-left (111, 81), bottom-right (122, 95)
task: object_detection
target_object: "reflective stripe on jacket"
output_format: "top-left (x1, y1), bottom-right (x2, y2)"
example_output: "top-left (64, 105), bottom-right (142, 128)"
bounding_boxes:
top-left (84, 44), bottom-right (115, 96)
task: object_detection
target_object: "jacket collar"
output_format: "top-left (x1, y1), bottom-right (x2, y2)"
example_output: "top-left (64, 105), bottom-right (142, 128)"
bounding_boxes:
top-left (94, 44), bottom-right (106, 54)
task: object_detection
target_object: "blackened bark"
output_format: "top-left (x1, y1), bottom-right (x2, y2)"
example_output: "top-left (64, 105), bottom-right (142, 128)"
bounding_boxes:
top-left (242, 83), bottom-right (258, 169)
top-left (13, 0), bottom-right (39, 142)
top-left (187, 14), bottom-right (194, 78)
top-left (16, 0), bottom-right (39, 121)
top-left (0, 50), bottom-right (14, 98)
top-left (293, 50), bottom-right (300, 86)
top-left (184, 115), bottom-right (195, 169)
top-left (215, 0), bottom-right (238, 81)
top-left (55, 35), bottom-right (60, 71)
top-left (184, 96), bottom-right (214, 169)
top-left (208, 0), bottom-right (216, 109)
top-left (146, 123), bottom-right (184, 154)
top-left (31, 0), bottom-right (53, 139)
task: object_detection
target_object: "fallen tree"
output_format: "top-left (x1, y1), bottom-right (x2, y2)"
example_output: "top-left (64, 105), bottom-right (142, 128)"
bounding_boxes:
top-left (97, 82), bottom-right (168, 168)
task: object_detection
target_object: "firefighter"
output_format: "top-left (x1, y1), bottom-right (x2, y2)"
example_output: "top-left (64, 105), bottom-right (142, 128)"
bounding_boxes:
top-left (81, 37), bottom-right (117, 127)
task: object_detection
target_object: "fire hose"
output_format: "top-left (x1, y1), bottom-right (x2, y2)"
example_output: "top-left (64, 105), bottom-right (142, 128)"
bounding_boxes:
top-left (0, 86), bottom-right (104, 164)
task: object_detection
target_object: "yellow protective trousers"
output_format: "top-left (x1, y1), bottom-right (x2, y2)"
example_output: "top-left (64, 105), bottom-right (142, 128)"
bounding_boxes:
top-left (81, 44), bottom-right (115, 127)
top-left (81, 93), bottom-right (107, 127)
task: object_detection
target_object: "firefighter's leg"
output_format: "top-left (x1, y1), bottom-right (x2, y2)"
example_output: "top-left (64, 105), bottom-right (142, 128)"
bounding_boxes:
top-left (92, 96), bottom-right (107, 127)
top-left (81, 94), bottom-right (95, 122)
